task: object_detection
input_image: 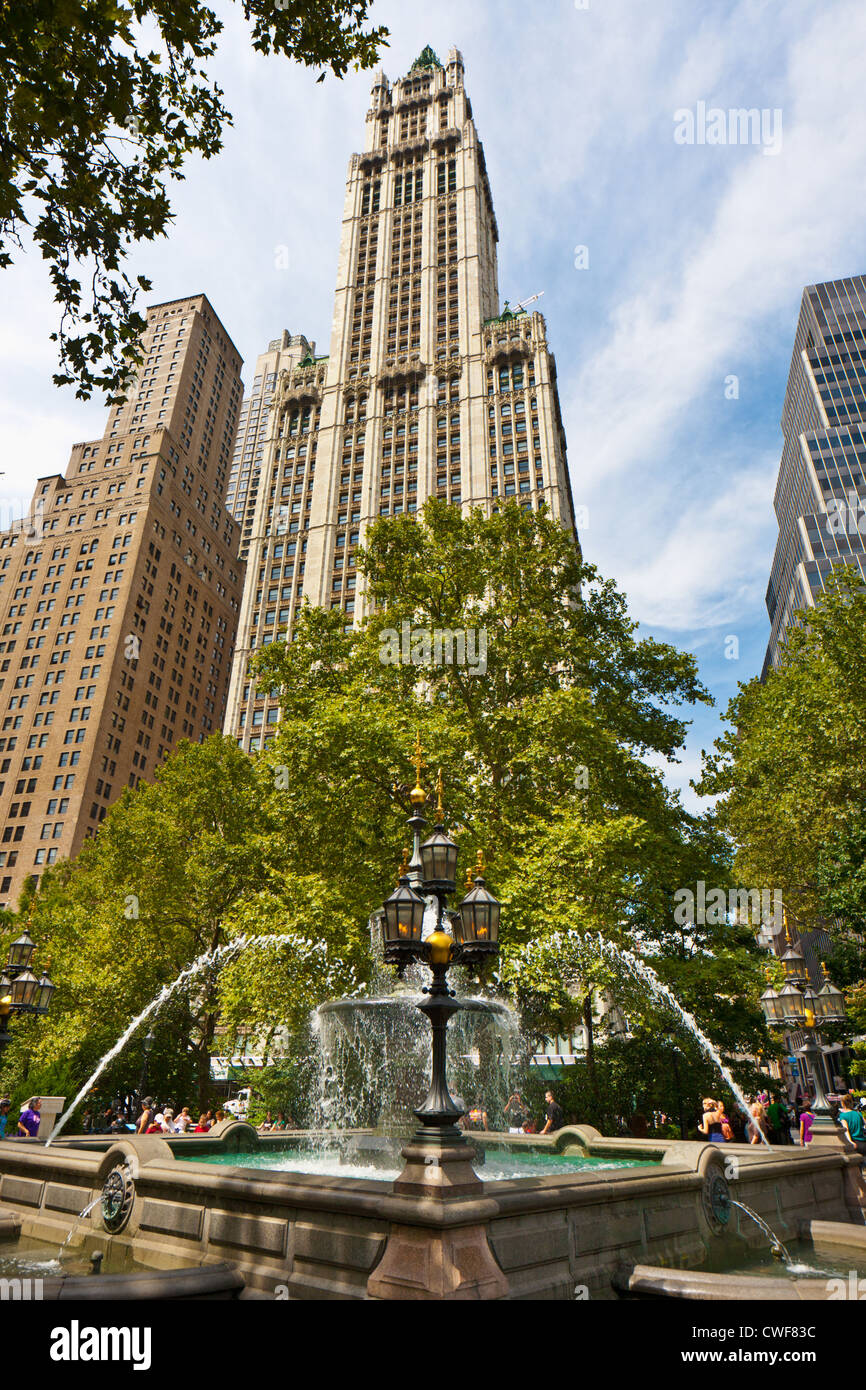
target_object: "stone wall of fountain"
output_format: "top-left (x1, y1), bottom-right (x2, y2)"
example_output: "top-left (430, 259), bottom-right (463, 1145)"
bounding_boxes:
top-left (0, 1123), bottom-right (863, 1299)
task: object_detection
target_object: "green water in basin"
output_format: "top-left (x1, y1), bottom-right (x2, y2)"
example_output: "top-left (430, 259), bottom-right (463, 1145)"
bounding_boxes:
top-left (0, 1237), bottom-right (152, 1279)
top-left (175, 1143), bottom-right (659, 1182)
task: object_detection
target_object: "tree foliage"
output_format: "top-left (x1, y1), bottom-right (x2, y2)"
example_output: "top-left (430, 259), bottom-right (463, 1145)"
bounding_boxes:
top-left (0, 0), bottom-right (388, 398)
top-left (4, 504), bottom-right (770, 1119)
top-left (698, 566), bottom-right (866, 997)
top-left (252, 501), bottom-right (766, 1068)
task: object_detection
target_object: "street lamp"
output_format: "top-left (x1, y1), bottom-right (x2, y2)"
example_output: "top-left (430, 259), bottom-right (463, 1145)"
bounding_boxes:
top-left (760, 941), bottom-right (846, 1134)
top-left (139, 1030), bottom-right (155, 1102)
top-left (0, 915), bottom-right (56, 1055)
top-left (381, 746), bottom-right (499, 1147)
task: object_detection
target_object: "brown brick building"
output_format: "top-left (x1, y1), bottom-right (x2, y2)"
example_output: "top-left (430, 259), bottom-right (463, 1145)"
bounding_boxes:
top-left (0, 294), bottom-right (245, 906)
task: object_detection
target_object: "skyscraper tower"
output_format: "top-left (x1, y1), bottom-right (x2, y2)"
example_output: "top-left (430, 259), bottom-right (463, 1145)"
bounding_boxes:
top-left (764, 275), bottom-right (866, 674)
top-left (226, 46), bottom-right (578, 751)
top-left (0, 294), bottom-right (245, 906)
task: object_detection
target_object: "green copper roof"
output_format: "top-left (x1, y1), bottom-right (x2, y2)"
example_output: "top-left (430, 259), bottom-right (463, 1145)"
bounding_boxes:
top-left (410, 46), bottom-right (443, 72)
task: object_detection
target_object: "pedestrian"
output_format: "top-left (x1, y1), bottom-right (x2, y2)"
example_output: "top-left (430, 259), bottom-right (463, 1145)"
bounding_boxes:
top-left (136, 1096), bottom-right (154, 1135)
top-left (17, 1097), bottom-right (41, 1138)
top-left (0, 1099), bottom-right (10, 1139)
top-left (698, 1098), bottom-right (727, 1143)
top-left (504, 1090), bottom-right (529, 1133)
top-left (837, 1094), bottom-right (866, 1154)
top-left (799, 1104), bottom-right (815, 1147)
top-left (748, 1102), bottom-right (771, 1145)
top-left (540, 1089), bottom-right (564, 1134)
top-left (765, 1094), bottom-right (784, 1145)
top-left (466, 1099), bottom-right (489, 1131)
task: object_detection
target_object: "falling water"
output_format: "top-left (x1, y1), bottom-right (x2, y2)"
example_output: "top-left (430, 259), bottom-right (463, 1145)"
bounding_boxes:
top-left (728, 1199), bottom-right (792, 1265)
top-left (546, 931), bottom-right (771, 1146)
top-left (47, 933), bottom-right (347, 1145)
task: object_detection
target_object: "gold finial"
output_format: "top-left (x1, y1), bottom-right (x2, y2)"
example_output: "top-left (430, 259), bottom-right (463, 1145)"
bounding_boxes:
top-left (475, 850), bottom-right (486, 876)
top-left (465, 864), bottom-right (474, 891)
top-left (434, 768), bottom-right (445, 824)
top-left (822, 960), bottom-right (831, 979)
top-left (410, 731), bottom-right (427, 807)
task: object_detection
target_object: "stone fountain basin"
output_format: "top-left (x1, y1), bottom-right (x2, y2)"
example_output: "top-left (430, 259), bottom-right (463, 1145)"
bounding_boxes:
top-left (616, 1222), bottom-right (866, 1299)
top-left (0, 1122), bottom-right (862, 1299)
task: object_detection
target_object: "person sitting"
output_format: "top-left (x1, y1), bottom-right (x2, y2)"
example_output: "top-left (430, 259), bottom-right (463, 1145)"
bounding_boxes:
top-left (174, 1107), bottom-right (193, 1133)
top-left (258, 1112), bottom-right (274, 1133)
top-left (193, 1113), bottom-right (210, 1133)
top-left (145, 1112), bottom-right (166, 1135)
top-left (466, 1100), bottom-right (489, 1131)
top-left (272, 1112), bottom-right (287, 1131)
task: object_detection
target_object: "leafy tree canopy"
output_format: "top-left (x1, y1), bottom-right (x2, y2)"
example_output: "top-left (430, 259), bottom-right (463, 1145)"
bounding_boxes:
top-left (698, 565), bottom-right (866, 998)
top-left (0, 0), bottom-right (388, 398)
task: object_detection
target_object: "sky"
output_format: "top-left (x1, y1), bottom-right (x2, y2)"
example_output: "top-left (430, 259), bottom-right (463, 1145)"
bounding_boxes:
top-left (2, 0), bottom-right (865, 810)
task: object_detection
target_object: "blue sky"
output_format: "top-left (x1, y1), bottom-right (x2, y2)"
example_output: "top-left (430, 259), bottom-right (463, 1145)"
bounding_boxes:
top-left (2, 0), bottom-right (865, 809)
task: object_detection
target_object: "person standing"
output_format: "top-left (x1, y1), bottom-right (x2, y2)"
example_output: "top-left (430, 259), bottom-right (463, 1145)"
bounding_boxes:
top-left (766, 1094), bottom-right (785, 1145)
top-left (698, 1098), bottom-right (726, 1143)
top-left (748, 1102), bottom-right (771, 1145)
top-left (799, 1104), bottom-right (815, 1147)
top-left (17, 1097), bottom-right (41, 1138)
top-left (0, 1099), bottom-right (10, 1138)
top-left (540, 1090), bottom-right (564, 1134)
top-left (136, 1096), bottom-right (153, 1134)
top-left (837, 1095), bottom-right (866, 1154)
top-left (504, 1090), bottom-right (529, 1133)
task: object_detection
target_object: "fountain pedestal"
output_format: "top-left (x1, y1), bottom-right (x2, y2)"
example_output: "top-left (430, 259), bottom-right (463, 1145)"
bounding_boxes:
top-left (392, 1138), bottom-right (483, 1199)
top-left (368, 1140), bottom-right (509, 1301)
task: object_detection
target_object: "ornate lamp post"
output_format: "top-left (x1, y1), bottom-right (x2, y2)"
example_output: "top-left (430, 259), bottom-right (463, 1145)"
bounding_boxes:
top-left (381, 747), bottom-right (500, 1149)
top-left (138, 1030), bottom-right (155, 1103)
top-left (759, 927), bottom-right (846, 1139)
top-left (367, 740), bottom-right (514, 1301)
top-left (0, 918), bottom-right (55, 1056)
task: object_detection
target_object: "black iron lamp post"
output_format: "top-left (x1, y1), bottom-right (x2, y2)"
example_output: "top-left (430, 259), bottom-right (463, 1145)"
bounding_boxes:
top-left (380, 744), bottom-right (499, 1148)
top-left (0, 919), bottom-right (55, 1056)
top-left (759, 929), bottom-right (846, 1136)
top-left (138, 1030), bottom-right (155, 1101)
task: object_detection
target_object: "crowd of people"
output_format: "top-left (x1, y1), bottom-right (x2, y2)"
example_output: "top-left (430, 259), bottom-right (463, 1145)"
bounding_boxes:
top-left (76, 1097), bottom-right (229, 1136)
top-left (696, 1090), bottom-right (866, 1148)
top-left (0, 1096), bottom-right (42, 1138)
top-left (256, 1112), bottom-right (298, 1131)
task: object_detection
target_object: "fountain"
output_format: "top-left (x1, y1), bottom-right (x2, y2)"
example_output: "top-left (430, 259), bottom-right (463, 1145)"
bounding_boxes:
top-left (47, 930), bottom-right (355, 1144)
top-left (0, 750), bottom-right (862, 1300)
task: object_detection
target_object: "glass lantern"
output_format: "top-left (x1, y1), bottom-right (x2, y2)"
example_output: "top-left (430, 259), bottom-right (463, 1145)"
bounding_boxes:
top-left (419, 827), bottom-right (459, 894)
top-left (382, 878), bottom-right (425, 949)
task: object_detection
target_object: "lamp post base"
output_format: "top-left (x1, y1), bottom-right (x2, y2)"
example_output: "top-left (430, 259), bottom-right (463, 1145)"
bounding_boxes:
top-left (393, 1138), bottom-right (483, 1198)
